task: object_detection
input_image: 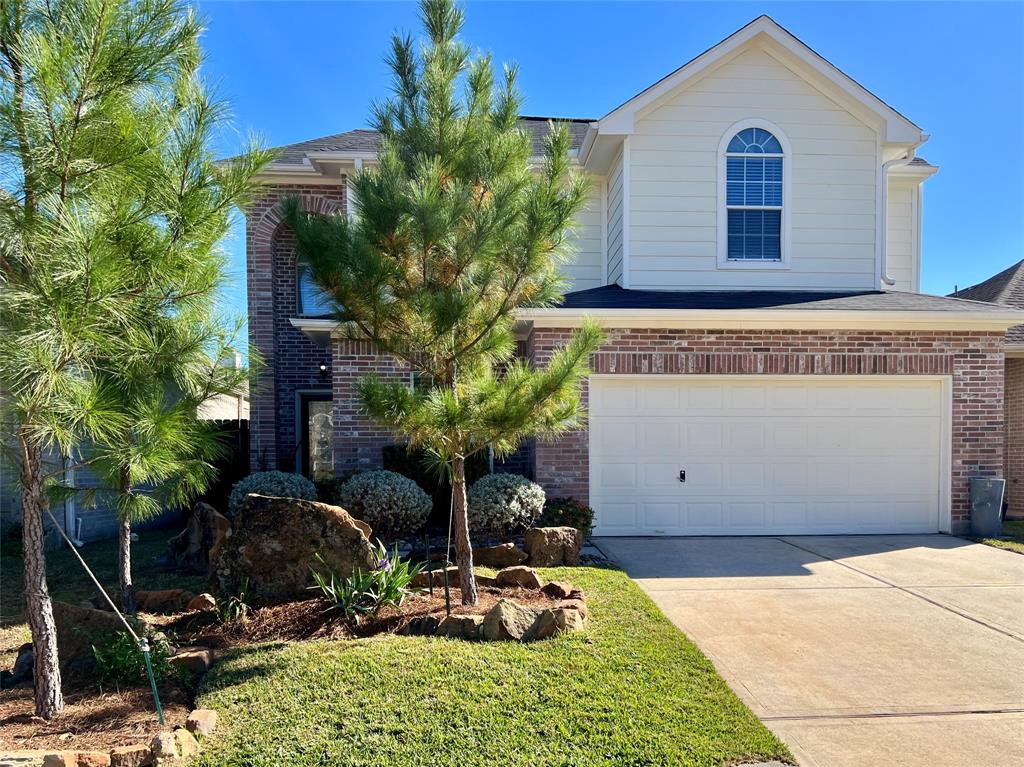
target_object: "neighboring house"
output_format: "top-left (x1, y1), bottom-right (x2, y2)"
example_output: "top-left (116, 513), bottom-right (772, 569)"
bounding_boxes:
top-left (244, 16), bottom-right (1022, 537)
top-left (0, 353), bottom-right (250, 544)
top-left (952, 261), bottom-right (1024, 520)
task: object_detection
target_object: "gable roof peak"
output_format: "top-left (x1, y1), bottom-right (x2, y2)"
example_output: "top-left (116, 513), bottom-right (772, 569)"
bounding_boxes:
top-left (585, 13), bottom-right (924, 153)
top-left (952, 260), bottom-right (1024, 307)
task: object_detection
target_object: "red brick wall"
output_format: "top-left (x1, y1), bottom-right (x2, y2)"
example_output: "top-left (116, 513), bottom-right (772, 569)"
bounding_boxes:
top-left (531, 328), bottom-right (1005, 531)
top-left (331, 340), bottom-right (409, 471)
top-left (1006, 358), bottom-right (1024, 519)
top-left (246, 184), bottom-right (347, 470)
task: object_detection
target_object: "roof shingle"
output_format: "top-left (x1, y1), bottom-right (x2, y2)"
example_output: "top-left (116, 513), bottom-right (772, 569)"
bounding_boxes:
top-left (269, 116), bottom-right (594, 167)
top-left (951, 260), bottom-right (1024, 343)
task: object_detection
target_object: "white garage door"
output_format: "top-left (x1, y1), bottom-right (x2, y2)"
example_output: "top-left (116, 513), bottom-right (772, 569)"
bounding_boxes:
top-left (590, 377), bottom-right (945, 536)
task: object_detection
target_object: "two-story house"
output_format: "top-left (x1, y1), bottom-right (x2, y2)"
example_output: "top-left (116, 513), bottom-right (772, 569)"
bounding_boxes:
top-left (244, 16), bottom-right (1021, 537)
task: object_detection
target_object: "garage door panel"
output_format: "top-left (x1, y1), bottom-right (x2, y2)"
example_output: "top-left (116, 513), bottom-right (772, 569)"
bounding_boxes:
top-left (590, 377), bottom-right (944, 536)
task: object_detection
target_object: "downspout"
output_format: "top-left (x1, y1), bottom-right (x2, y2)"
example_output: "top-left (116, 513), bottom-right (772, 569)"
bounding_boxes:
top-left (879, 148), bottom-right (916, 287)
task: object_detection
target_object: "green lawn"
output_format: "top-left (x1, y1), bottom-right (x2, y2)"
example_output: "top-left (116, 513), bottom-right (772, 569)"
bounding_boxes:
top-left (977, 520), bottom-right (1024, 554)
top-left (192, 565), bottom-right (792, 767)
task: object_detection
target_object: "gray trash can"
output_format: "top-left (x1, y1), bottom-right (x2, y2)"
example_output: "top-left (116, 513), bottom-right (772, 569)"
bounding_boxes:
top-left (969, 477), bottom-right (1006, 538)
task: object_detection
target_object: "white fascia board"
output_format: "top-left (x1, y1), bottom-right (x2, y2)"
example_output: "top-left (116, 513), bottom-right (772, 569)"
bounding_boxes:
top-left (296, 311), bottom-right (1024, 335)
top-left (890, 163), bottom-right (939, 180)
top-left (516, 307), bottom-right (1024, 332)
top-left (1005, 344), bottom-right (1024, 358)
top-left (592, 16), bottom-right (922, 145)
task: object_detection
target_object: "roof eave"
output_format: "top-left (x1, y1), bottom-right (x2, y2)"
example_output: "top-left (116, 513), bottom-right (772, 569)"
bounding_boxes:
top-left (516, 307), bottom-right (1024, 332)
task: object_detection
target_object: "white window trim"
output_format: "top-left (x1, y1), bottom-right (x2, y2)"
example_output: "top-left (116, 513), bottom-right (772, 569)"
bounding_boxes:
top-left (717, 118), bottom-right (792, 270)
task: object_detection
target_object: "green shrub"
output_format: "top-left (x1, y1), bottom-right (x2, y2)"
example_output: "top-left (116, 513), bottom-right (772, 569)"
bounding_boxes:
top-left (309, 542), bottom-right (424, 623)
top-left (468, 473), bottom-right (545, 538)
top-left (228, 471), bottom-right (317, 516)
top-left (383, 444), bottom-right (489, 523)
top-left (537, 497), bottom-right (594, 538)
top-left (336, 470), bottom-right (431, 540)
top-left (92, 630), bottom-right (171, 689)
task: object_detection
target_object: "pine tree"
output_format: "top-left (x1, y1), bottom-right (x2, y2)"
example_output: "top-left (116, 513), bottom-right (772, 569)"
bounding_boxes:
top-left (0, 0), bottom-right (269, 717)
top-left (285, 0), bottom-right (602, 605)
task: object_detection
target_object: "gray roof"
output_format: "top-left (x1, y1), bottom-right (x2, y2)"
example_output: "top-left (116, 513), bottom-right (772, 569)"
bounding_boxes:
top-left (558, 285), bottom-right (1020, 313)
top-left (951, 260), bottom-right (1024, 343)
top-left (270, 116), bottom-right (594, 167)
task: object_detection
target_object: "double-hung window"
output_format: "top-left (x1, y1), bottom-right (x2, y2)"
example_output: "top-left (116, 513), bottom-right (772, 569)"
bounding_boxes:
top-left (723, 126), bottom-right (785, 263)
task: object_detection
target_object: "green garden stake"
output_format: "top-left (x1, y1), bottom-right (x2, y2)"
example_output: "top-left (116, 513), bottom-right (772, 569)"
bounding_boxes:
top-left (443, 562), bottom-right (451, 617)
top-left (424, 534), bottom-right (433, 596)
top-left (140, 637), bottom-right (165, 725)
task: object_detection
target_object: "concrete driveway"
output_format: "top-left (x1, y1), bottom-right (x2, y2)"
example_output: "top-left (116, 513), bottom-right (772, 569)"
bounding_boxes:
top-left (595, 535), bottom-right (1024, 767)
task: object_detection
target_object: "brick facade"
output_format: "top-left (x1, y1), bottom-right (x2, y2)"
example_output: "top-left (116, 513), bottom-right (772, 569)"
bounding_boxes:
top-left (1006, 358), bottom-right (1024, 519)
top-left (246, 184), bottom-right (347, 471)
top-left (531, 328), bottom-right (1006, 532)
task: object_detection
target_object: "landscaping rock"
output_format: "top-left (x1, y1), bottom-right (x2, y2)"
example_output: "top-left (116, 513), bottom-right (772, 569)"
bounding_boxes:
top-left (169, 647), bottom-right (212, 676)
top-left (401, 615), bottom-right (441, 636)
top-left (42, 754), bottom-right (111, 767)
top-left (211, 494), bottom-right (375, 601)
top-left (524, 526), bottom-right (581, 566)
top-left (435, 613), bottom-right (483, 640)
top-left (494, 566), bottom-right (543, 590)
top-left (186, 593), bottom-right (216, 612)
top-left (171, 731), bottom-right (199, 759)
top-left (52, 602), bottom-right (143, 669)
top-left (410, 566), bottom-right (457, 589)
top-left (185, 709), bottom-right (218, 738)
top-left (480, 599), bottom-right (544, 641)
top-left (540, 581), bottom-right (573, 600)
top-left (167, 501), bottom-right (232, 576)
top-left (528, 606), bottom-right (587, 640)
top-left (149, 732), bottom-right (177, 765)
top-left (134, 590), bottom-right (196, 614)
top-left (471, 542), bottom-right (527, 568)
top-left (1, 642), bottom-right (33, 688)
top-left (108, 745), bottom-right (152, 767)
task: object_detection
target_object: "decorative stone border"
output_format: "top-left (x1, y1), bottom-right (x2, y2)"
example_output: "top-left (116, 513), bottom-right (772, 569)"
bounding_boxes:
top-left (404, 566), bottom-right (588, 642)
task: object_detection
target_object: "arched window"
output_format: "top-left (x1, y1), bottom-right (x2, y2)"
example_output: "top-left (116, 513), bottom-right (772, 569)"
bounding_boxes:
top-left (718, 122), bottom-right (790, 267)
top-left (297, 259), bottom-right (333, 317)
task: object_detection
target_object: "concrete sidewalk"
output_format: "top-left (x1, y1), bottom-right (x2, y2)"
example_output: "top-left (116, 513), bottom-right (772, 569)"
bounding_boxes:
top-left (596, 535), bottom-right (1024, 767)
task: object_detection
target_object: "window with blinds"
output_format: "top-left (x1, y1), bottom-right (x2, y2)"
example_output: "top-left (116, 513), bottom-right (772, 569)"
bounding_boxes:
top-left (725, 128), bottom-right (784, 261)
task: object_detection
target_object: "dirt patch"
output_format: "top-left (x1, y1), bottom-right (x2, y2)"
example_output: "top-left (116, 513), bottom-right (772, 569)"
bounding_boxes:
top-left (174, 585), bottom-right (562, 647)
top-left (0, 682), bottom-right (189, 753)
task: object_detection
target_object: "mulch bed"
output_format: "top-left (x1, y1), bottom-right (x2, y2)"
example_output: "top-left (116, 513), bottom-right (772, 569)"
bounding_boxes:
top-left (0, 682), bottom-right (189, 754)
top-left (0, 585), bottom-right (562, 754)
top-left (175, 584), bottom-right (561, 646)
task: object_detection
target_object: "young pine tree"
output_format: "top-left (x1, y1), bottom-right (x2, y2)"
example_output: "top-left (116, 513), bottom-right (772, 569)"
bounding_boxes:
top-left (285, 0), bottom-right (602, 605)
top-left (0, 0), bottom-right (268, 717)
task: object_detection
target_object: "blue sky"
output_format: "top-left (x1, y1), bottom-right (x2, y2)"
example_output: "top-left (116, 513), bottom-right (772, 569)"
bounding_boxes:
top-left (198, 1), bottom-right (1024, 347)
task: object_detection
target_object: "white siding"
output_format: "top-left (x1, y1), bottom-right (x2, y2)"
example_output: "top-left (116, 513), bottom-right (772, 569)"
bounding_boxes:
top-left (885, 178), bottom-right (918, 292)
top-left (606, 149), bottom-right (625, 286)
top-left (560, 183), bottom-right (603, 292)
top-left (628, 47), bottom-right (880, 291)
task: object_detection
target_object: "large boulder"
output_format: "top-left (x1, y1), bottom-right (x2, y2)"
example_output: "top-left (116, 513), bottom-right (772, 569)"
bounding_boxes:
top-left (167, 501), bottom-right (232, 576)
top-left (52, 602), bottom-right (144, 669)
top-left (524, 526), bottom-right (582, 567)
top-left (210, 494), bottom-right (375, 601)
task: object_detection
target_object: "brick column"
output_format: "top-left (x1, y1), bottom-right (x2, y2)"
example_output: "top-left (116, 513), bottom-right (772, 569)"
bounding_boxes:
top-left (1004, 357), bottom-right (1024, 519)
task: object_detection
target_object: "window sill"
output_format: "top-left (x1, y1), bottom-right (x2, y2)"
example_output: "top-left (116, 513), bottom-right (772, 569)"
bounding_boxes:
top-left (717, 259), bottom-right (791, 271)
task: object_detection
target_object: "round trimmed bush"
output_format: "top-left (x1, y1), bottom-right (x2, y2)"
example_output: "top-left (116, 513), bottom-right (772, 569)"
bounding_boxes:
top-left (468, 473), bottom-right (545, 538)
top-left (336, 470), bottom-right (431, 540)
top-left (228, 471), bottom-right (318, 516)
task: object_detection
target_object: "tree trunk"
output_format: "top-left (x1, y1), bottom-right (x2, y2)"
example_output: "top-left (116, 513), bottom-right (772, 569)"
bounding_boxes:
top-left (18, 434), bottom-right (64, 719)
top-left (118, 518), bottom-right (135, 614)
top-left (451, 455), bottom-right (477, 605)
